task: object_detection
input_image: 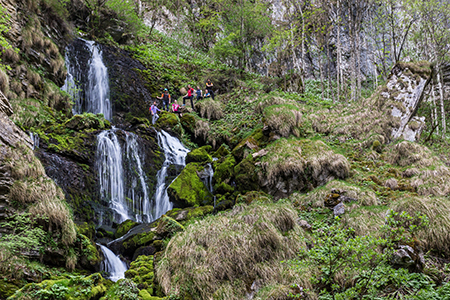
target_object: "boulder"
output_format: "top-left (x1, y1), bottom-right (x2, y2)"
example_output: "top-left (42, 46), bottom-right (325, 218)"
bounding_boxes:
top-left (115, 219), bottom-right (140, 239)
top-left (64, 113), bottom-right (111, 131)
top-left (186, 146), bottom-right (212, 164)
top-left (383, 62), bottom-right (432, 142)
top-left (108, 223), bottom-right (157, 259)
top-left (167, 163), bottom-right (213, 207)
top-left (165, 206), bottom-right (214, 224)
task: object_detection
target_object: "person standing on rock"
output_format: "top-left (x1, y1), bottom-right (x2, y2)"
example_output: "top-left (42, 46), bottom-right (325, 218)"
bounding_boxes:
top-left (150, 101), bottom-right (160, 124)
top-left (182, 85), bottom-right (195, 110)
top-left (157, 88), bottom-right (171, 111)
top-left (172, 100), bottom-right (182, 117)
top-left (205, 79), bottom-right (215, 100)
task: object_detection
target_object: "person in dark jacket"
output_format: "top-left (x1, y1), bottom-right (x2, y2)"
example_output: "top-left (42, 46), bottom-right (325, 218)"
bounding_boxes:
top-left (157, 88), bottom-right (171, 111)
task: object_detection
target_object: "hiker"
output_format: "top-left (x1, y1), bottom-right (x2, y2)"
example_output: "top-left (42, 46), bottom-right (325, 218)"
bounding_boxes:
top-left (172, 99), bottom-right (182, 117)
top-left (157, 88), bottom-right (171, 111)
top-left (182, 84), bottom-right (195, 109)
top-left (195, 86), bottom-right (203, 102)
top-left (205, 79), bottom-right (215, 100)
top-left (149, 101), bottom-right (160, 124)
top-left (204, 89), bottom-right (211, 98)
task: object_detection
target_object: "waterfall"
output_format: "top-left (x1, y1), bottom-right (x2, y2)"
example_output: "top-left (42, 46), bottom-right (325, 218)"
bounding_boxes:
top-left (97, 129), bottom-right (156, 223)
top-left (29, 132), bottom-right (39, 150)
top-left (98, 244), bottom-right (127, 282)
top-left (97, 130), bottom-right (129, 223)
top-left (62, 39), bottom-right (111, 121)
top-left (125, 132), bottom-right (151, 223)
top-left (152, 130), bottom-right (189, 221)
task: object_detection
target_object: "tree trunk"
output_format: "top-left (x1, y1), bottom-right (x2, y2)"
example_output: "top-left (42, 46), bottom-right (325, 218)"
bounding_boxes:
top-left (437, 67), bottom-right (446, 138)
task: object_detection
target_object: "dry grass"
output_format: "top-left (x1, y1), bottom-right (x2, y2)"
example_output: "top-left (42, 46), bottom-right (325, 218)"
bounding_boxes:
top-left (5, 143), bottom-right (76, 246)
top-left (387, 141), bottom-right (450, 196)
top-left (263, 104), bottom-right (303, 138)
top-left (157, 201), bottom-right (306, 300)
top-left (194, 119), bottom-right (210, 141)
top-left (50, 55), bottom-right (65, 77)
top-left (11, 80), bottom-right (24, 95)
top-left (390, 196), bottom-right (450, 256)
top-left (291, 180), bottom-right (378, 208)
top-left (27, 68), bottom-right (42, 88)
top-left (0, 68), bottom-right (9, 94)
top-left (2, 48), bottom-right (20, 63)
top-left (32, 32), bottom-right (45, 49)
top-left (256, 96), bottom-right (293, 114)
top-left (44, 39), bottom-right (59, 58)
top-left (21, 29), bottom-right (33, 51)
top-left (341, 205), bottom-right (387, 236)
top-left (195, 98), bottom-right (224, 120)
top-left (259, 138), bottom-right (350, 189)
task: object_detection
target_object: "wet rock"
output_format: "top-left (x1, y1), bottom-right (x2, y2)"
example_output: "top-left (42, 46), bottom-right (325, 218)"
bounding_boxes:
top-left (186, 145), bottom-right (212, 164)
top-left (115, 219), bottom-right (140, 239)
top-left (108, 223), bottom-right (157, 259)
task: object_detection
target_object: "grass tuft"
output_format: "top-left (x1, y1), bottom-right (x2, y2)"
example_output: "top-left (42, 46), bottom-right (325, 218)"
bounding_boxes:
top-left (195, 98), bottom-right (224, 120)
top-left (157, 200), bottom-right (306, 300)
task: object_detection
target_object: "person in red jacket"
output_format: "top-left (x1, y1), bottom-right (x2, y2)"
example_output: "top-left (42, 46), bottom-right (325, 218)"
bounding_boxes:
top-left (182, 85), bottom-right (195, 110)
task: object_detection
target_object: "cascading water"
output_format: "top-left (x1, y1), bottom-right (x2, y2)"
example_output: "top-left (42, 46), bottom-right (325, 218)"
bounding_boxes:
top-left (62, 39), bottom-right (111, 120)
top-left (29, 132), bottom-right (39, 150)
top-left (124, 132), bottom-right (151, 223)
top-left (98, 244), bottom-right (127, 282)
top-left (96, 129), bottom-right (129, 223)
top-left (153, 130), bottom-right (190, 221)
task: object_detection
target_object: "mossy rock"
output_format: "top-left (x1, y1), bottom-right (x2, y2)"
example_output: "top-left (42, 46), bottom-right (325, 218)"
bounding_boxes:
top-left (157, 111), bottom-right (179, 128)
top-left (165, 206), bottom-right (214, 224)
top-left (155, 215), bottom-right (185, 238)
top-left (180, 113), bottom-right (196, 134)
top-left (186, 146), bottom-right (212, 164)
top-left (64, 112), bottom-right (111, 131)
top-left (139, 289), bottom-right (163, 300)
top-left (234, 156), bottom-right (259, 193)
top-left (78, 234), bottom-right (103, 270)
top-left (116, 219), bottom-right (140, 239)
top-left (212, 144), bottom-right (230, 158)
top-left (167, 163), bottom-right (213, 207)
top-left (0, 281), bottom-right (20, 299)
top-left (213, 154), bottom-right (236, 184)
top-left (122, 231), bottom-right (156, 253)
top-left (129, 116), bottom-right (151, 127)
top-left (9, 273), bottom-right (108, 300)
top-left (126, 255), bottom-right (156, 297)
top-left (214, 181), bottom-right (234, 194)
top-left (232, 136), bottom-right (259, 160)
top-left (76, 222), bottom-right (96, 240)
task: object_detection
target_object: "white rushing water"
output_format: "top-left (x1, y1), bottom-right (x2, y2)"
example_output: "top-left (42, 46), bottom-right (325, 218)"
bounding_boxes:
top-left (62, 39), bottom-right (111, 120)
top-left (125, 132), bottom-right (151, 223)
top-left (98, 244), bottom-right (127, 282)
top-left (152, 130), bottom-right (190, 221)
top-left (97, 129), bottom-right (129, 223)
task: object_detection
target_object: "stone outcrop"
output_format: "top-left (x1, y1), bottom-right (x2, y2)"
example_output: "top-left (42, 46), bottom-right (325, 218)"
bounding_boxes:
top-left (0, 91), bottom-right (32, 149)
top-left (381, 62), bottom-right (432, 142)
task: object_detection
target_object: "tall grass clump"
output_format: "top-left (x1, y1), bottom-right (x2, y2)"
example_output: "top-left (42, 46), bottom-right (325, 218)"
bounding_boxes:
top-left (258, 138), bottom-right (350, 188)
top-left (263, 104), bottom-right (303, 137)
top-left (195, 98), bottom-right (224, 120)
top-left (157, 200), bottom-right (306, 300)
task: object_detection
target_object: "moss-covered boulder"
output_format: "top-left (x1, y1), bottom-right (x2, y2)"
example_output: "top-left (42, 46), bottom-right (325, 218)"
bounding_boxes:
top-left (77, 233), bottom-right (103, 271)
top-left (108, 223), bottom-right (157, 259)
top-left (9, 273), bottom-right (110, 300)
top-left (116, 219), bottom-right (140, 239)
top-left (213, 154), bottom-right (236, 185)
top-left (155, 215), bottom-right (185, 238)
top-left (157, 111), bottom-right (179, 128)
top-left (167, 163), bottom-right (213, 207)
top-left (212, 144), bottom-right (230, 158)
top-left (76, 222), bottom-right (96, 240)
top-left (180, 113), bottom-right (196, 134)
top-left (64, 112), bottom-right (111, 131)
top-left (234, 156), bottom-right (259, 193)
top-left (186, 145), bottom-right (212, 164)
top-left (165, 206), bottom-right (214, 225)
top-left (0, 281), bottom-right (20, 299)
top-left (125, 255), bottom-right (156, 296)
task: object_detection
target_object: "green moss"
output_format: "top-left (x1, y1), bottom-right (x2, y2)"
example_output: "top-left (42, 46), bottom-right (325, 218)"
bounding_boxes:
top-left (232, 136), bottom-right (259, 160)
top-left (165, 206), bottom-right (214, 224)
top-left (157, 111), bottom-right (179, 128)
top-left (213, 154), bottom-right (236, 184)
top-left (116, 219), bottom-right (140, 239)
top-left (180, 113), bottom-right (197, 134)
top-left (155, 215), bottom-right (185, 237)
top-left (123, 232), bottom-right (156, 251)
top-left (64, 112), bottom-right (111, 131)
top-left (126, 256), bottom-right (156, 296)
top-left (212, 144), bottom-right (230, 158)
top-left (234, 156), bottom-right (259, 193)
top-left (186, 146), bottom-right (212, 164)
top-left (167, 163), bottom-right (213, 207)
top-left (0, 281), bottom-right (19, 299)
top-left (76, 222), bottom-right (95, 240)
